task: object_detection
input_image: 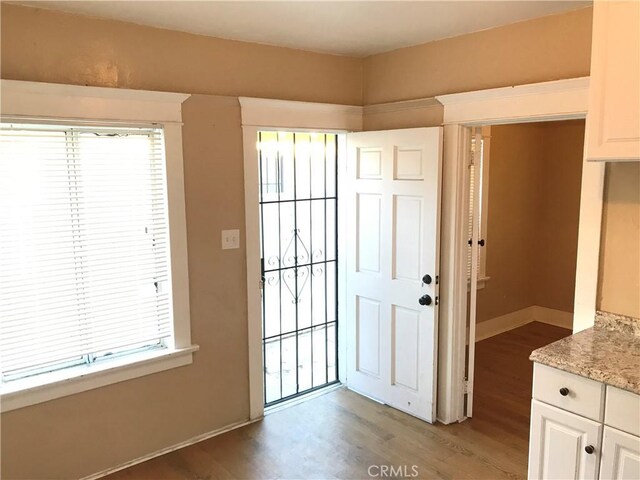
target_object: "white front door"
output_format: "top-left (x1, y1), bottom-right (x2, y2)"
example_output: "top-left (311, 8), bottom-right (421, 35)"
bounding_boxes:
top-left (345, 127), bottom-right (442, 423)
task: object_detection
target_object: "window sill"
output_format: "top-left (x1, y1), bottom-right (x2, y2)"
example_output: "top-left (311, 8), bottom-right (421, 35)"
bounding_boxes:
top-left (467, 276), bottom-right (491, 292)
top-left (0, 345), bottom-right (199, 413)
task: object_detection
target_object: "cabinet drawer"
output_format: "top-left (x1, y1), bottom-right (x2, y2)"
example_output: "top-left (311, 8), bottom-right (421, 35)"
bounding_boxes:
top-left (606, 386), bottom-right (640, 437)
top-left (533, 364), bottom-right (605, 421)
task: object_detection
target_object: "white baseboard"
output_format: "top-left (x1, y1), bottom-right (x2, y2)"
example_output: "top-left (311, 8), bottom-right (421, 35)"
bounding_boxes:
top-left (532, 306), bottom-right (574, 329)
top-left (81, 417), bottom-right (262, 480)
top-left (475, 305), bottom-right (573, 342)
top-left (475, 306), bottom-right (536, 342)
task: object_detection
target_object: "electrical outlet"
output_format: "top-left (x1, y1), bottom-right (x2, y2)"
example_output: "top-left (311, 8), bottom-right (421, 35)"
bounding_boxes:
top-left (221, 229), bottom-right (240, 250)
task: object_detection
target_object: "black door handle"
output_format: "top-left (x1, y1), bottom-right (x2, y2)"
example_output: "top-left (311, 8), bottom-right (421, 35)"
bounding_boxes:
top-left (418, 294), bottom-right (432, 306)
top-left (422, 274), bottom-right (432, 285)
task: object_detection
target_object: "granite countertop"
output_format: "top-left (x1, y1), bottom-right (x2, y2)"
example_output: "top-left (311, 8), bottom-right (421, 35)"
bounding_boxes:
top-left (530, 311), bottom-right (640, 394)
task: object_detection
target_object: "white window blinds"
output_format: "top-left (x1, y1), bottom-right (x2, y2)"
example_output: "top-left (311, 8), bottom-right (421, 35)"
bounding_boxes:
top-left (467, 133), bottom-right (484, 279)
top-left (0, 122), bottom-right (173, 383)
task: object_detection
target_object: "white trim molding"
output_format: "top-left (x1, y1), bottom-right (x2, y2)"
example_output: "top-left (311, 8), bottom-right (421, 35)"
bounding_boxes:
top-left (437, 76), bottom-right (601, 424)
top-left (362, 97), bottom-right (440, 115)
top-left (239, 97), bottom-right (362, 131)
top-left (474, 306), bottom-right (573, 343)
top-left (573, 157), bottom-right (606, 333)
top-left (436, 77), bottom-right (590, 125)
top-left (239, 98), bottom-right (357, 421)
top-left (1, 346), bottom-right (199, 413)
top-left (362, 97), bottom-right (443, 131)
top-left (241, 125), bottom-right (265, 422)
top-left (437, 124), bottom-right (470, 425)
top-left (0, 80), bottom-right (196, 411)
top-left (1, 80), bottom-right (189, 124)
top-left (80, 417), bottom-right (260, 480)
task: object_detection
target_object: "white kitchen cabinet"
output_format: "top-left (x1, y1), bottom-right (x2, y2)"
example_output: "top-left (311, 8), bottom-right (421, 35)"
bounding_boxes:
top-left (586, 1), bottom-right (640, 162)
top-left (529, 364), bottom-right (640, 480)
top-left (529, 400), bottom-right (602, 480)
top-left (600, 426), bottom-right (640, 480)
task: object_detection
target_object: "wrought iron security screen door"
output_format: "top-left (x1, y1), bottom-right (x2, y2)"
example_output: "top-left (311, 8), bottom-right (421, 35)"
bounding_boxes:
top-left (258, 131), bottom-right (339, 406)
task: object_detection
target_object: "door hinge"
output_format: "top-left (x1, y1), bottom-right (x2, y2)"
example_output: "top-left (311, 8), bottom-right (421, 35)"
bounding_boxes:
top-left (463, 378), bottom-right (472, 394)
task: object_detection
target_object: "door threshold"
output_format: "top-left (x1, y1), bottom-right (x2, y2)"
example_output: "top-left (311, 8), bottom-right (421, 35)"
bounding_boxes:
top-left (265, 382), bottom-right (342, 415)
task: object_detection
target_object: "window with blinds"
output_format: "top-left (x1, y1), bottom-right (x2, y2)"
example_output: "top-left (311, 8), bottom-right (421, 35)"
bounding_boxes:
top-left (0, 122), bottom-right (173, 384)
top-left (467, 133), bottom-right (484, 280)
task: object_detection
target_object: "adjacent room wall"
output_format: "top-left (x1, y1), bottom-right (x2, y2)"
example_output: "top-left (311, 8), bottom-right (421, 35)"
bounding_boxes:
top-left (598, 163), bottom-right (640, 318)
top-left (536, 121), bottom-right (586, 312)
top-left (476, 121), bottom-right (585, 325)
top-left (476, 123), bottom-right (545, 322)
top-left (363, 7), bottom-right (593, 105)
top-left (0, 4), bottom-right (363, 105)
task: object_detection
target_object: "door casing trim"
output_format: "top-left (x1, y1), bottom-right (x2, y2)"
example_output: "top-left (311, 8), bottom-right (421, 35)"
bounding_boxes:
top-left (240, 97), bottom-right (361, 420)
top-left (435, 77), bottom-right (601, 423)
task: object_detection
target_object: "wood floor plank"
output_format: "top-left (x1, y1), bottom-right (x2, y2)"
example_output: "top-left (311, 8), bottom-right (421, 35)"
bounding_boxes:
top-left (105, 321), bottom-right (569, 480)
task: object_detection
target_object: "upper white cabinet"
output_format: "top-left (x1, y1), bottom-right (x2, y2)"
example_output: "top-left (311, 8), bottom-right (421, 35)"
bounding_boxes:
top-left (586, 1), bottom-right (640, 162)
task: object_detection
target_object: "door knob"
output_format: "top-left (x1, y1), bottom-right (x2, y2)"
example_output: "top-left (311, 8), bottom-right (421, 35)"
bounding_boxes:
top-left (422, 274), bottom-right (432, 285)
top-left (584, 445), bottom-right (595, 455)
top-left (418, 294), bottom-right (432, 306)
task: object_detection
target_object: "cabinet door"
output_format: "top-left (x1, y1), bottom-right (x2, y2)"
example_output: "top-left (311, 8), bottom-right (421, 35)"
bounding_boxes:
top-left (600, 426), bottom-right (640, 480)
top-left (529, 400), bottom-right (602, 480)
top-left (586, 1), bottom-right (640, 161)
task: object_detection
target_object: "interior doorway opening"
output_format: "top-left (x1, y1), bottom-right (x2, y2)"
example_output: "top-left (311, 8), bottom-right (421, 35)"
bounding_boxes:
top-left (464, 119), bottom-right (587, 418)
top-left (257, 130), bottom-right (341, 406)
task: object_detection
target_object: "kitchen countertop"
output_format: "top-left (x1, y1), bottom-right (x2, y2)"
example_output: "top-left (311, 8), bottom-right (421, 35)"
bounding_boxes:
top-left (530, 311), bottom-right (640, 394)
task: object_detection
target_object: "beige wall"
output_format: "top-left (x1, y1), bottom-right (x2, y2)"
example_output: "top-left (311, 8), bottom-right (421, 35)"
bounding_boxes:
top-left (476, 124), bottom-right (545, 322)
top-left (1, 3), bottom-right (635, 479)
top-left (598, 163), bottom-right (640, 318)
top-left (0, 4), bottom-right (363, 105)
top-left (363, 103), bottom-right (444, 131)
top-left (536, 121), bottom-right (586, 312)
top-left (363, 7), bottom-right (593, 104)
top-left (476, 121), bottom-right (585, 323)
top-left (1, 95), bottom-right (252, 479)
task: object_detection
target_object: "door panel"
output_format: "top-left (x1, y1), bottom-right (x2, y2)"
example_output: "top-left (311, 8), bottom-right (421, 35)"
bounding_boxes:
top-left (392, 305), bottom-right (420, 391)
top-left (356, 296), bottom-right (381, 378)
top-left (346, 127), bottom-right (442, 423)
top-left (529, 400), bottom-right (602, 480)
top-left (357, 193), bottom-right (382, 274)
top-left (600, 426), bottom-right (640, 480)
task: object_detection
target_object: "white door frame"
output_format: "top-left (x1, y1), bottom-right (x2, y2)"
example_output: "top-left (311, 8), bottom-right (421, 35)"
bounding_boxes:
top-left (434, 77), bottom-right (604, 423)
top-left (239, 97), bottom-right (362, 420)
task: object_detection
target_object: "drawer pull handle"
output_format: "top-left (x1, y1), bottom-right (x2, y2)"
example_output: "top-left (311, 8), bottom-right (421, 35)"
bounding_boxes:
top-left (559, 387), bottom-right (570, 396)
top-left (585, 445), bottom-right (595, 455)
